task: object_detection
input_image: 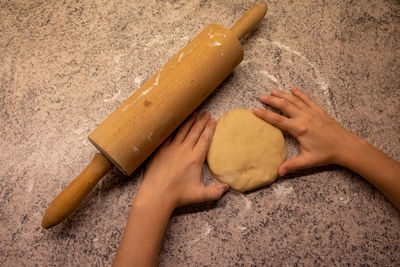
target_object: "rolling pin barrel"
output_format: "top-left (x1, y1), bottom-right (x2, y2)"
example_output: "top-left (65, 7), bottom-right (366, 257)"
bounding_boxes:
top-left (42, 2), bottom-right (268, 229)
top-left (88, 24), bottom-right (244, 176)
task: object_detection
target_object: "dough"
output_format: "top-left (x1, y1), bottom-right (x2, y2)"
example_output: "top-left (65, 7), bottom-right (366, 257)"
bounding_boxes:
top-left (207, 109), bottom-right (286, 192)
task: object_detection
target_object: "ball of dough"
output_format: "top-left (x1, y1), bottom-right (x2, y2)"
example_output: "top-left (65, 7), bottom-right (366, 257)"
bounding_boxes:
top-left (207, 109), bottom-right (286, 192)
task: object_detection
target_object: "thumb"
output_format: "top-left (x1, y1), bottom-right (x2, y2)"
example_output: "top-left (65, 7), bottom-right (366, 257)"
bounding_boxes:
top-left (279, 154), bottom-right (314, 176)
top-left (200, 183), bottom-right (229, 202)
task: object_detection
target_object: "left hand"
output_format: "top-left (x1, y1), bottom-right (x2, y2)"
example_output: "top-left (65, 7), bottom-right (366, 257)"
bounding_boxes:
top-left (137, 112), bottom-right (229, 209)
top-left (253, 88), bottom-right (359, 175)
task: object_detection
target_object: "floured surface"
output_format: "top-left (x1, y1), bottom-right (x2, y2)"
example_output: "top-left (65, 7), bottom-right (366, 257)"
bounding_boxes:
top-left (1, 0), bottom-right (400, 266)
top-left (207, 109), bottom-right (286, 191)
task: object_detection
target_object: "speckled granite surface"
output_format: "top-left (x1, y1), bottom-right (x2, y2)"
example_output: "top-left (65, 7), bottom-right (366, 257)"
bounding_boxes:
top-left (1, 0), bottom-right (399, 266)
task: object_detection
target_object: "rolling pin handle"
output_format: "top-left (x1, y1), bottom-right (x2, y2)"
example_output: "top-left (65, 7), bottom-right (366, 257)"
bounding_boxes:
top-left (41, 153), bottom-right (112, 229)
top-left (230, 2), bottom-right (268, 40)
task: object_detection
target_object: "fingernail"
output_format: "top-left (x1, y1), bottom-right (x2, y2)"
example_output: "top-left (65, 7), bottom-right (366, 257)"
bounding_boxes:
top-left (201, 111), bottom-right (209, 117)
top-left (218, 183), bottom-right (229, 192)
top-left (207, 119), bottom-right (216, 131)
top-left (253, 107), bottom-right (262, 113)
top-left (259, 93), bottom-right (267, 99)
top-left (280, 167), bottom-right (287, 176)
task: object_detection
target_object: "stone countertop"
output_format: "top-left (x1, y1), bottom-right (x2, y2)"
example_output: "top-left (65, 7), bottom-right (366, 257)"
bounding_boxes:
top-left (1, 0), bottom-right (399, 265)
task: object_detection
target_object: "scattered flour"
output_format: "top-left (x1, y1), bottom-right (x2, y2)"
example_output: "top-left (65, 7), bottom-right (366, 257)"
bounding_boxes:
top-left (273, 183), bottom-right (294, 198)
top-left (260, 70), bottom-right (278, 83)
top-left (208, 41), bottom-right (222, 47)
top-left (73, 128), bottom-right (85, 135)
top-left (104, 90), bottom-right (121, 102)
top-left (178, 52), bottom-right (184, 62)
top-left (145, 35), bottom-right (164, 47)
top-left (122, 73), bottom-right (159, 112)
top-left (122, 103), bottom-right (134, 112)
top-left (26, 178), bottom-right (35, 193)
top-left (154, 74), bottom-right (160, 86)
top-left (200, 224), bottom-right (211, 237)
top-left (140, 86), bottom-right (153, 96)
top-left (134, 76), bottom-right (143, 87)
top-left (271, 40), bottom-right (331, 103)
top-left (236, 226), bottom-right (247, 231)
top-left (338, 195), bottom-right (350, 204)
top-left (214, 32), bottom-right (227, 38)
top-left (241, 194), bottom-right (252, 210)
top-left (188, 223), bottom-right (212, 244)
top-left (113, 54), bottom-right (123, 63)
top-left (146, 132), bottom-right (153, 142)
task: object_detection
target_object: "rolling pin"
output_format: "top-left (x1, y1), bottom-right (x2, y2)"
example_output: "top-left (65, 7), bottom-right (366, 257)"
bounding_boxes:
top-left (42, 2), bottom-right (268, 229)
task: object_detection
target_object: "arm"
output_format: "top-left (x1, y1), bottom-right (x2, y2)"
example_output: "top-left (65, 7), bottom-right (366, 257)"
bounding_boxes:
top-left (113, 112), bottom-right (229, 267)
top-left (336, 136), bottom-right (400, 210)
top-left (253, 88), bottom-right (400, 210)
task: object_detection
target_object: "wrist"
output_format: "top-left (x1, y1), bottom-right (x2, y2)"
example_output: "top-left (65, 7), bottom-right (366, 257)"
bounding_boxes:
top-left (334, 131), bottom-right (369, 168)
top-left (133, 183), bottom-right (177, 214)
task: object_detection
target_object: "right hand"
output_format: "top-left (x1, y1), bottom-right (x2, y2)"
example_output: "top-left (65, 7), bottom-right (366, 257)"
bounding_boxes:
top-left (253, 88), bottom-right (361, 176)
top-left (137, 112), bottom-right (229, 209)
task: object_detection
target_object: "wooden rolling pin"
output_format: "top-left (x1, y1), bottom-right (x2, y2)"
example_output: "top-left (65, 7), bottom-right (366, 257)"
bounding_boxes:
top-left (42, 2), bottom-right (268, 229)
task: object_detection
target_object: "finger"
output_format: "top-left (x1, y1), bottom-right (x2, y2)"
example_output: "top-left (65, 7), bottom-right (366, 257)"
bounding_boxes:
top-left (153, 135), bottom-right (172, 157)
top-left (253, 107), bottom-right (298, 134)
top-left (174, 112), bottom-right (197, 144)
top-left (198, 183), bottom-right (229, 202)
top-left (269, 89), bottom-right (307, 110)
top-left (184, 111), bottom-right (211, 148)
top-left (194, 118), bottom-right (216, 160)
top-left (279, 154), bottom-right (315, 176)
top-left (291, 87), bottom-right (320, 110)
top-left (258, 94), bottom-right (299, 117)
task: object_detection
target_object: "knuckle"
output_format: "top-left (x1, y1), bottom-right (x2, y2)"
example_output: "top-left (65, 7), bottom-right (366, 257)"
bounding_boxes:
top-left (273, 113), bottom-right (284, 123)
top-left (277, 98), bottom-right (289, 108)
top-left (257, 109), bottom-right (269, 120)
top-left (188, 154), bottom-right (200, 165)
top-left (199, 134), bottom-right (209, 146)
top-left (203, 130), bottom-right (213, 142)
top-left (177, 148), bottom-right (186, 158)
top-left (296, 125), bottom-right (308, 136)
top-left (194, 127), bottom-right (204, 137)
top-left (291, 98), bottom-right (302, 106)
top-left (304, 114), bottom-right (313, 124)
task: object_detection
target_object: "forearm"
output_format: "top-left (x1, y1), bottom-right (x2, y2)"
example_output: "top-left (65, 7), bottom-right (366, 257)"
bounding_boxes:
top-left (113, 112), bottom-right (223, 266)
top-left (337, 135), bottom-right (400, 210)
top-left (113, 190), bottom-right (175, 267)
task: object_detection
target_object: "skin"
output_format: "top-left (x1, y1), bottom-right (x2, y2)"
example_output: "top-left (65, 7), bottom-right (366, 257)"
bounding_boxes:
top-left (253, 88), bottom-right (400, 210)
top-left (113, 112), bottom-right (229, 267)
top-left (114, 88), bottom-right (400, 266)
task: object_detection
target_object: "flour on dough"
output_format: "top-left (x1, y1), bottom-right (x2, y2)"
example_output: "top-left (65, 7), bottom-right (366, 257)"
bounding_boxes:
top-left (207, 109), bottom-right (286, 192)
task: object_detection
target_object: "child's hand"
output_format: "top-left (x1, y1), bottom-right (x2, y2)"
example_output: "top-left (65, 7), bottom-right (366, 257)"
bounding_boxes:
top-left (137, 112), bottom-right (229, 209)
top-left (253, 88), bottom-right (360, 176)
